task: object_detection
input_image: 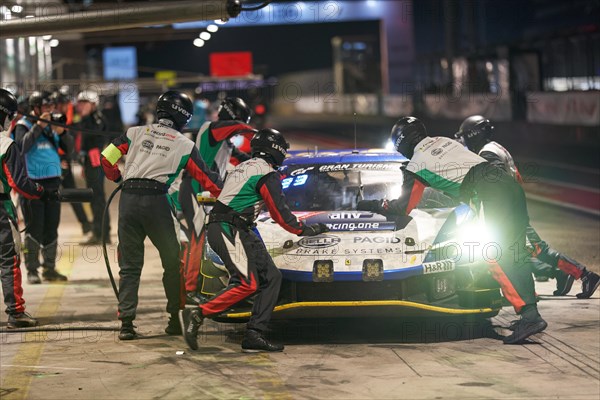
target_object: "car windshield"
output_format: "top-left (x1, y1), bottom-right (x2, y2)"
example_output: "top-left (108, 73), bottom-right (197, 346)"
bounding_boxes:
top-left (281, 162), bottom-right (457, 211)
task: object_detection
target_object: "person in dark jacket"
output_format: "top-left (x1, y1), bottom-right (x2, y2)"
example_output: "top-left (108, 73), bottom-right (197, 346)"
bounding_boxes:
top-left (75, 90), bottom-right (110, 245)
top-left (12, 91), bottom-right (72, 284)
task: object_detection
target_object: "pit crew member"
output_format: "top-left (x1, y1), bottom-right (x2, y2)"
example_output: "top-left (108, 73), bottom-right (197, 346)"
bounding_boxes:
top-left (455, 115), bottom-right (599, 299)
top-left (357, 116), bottom-right (544, 344)
top-left (100, 91), bottom-right (222, 341)
top-left (181, 129), bottom-right (328, 352)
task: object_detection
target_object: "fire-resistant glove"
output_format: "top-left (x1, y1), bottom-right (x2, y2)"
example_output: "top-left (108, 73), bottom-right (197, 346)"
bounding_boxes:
top-left (300, 223), bottom-right (329, 237)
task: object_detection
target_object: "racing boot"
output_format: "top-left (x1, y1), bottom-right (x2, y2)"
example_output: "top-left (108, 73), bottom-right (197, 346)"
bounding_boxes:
top-left (41, 241), bottom-right (68, 282)
top-left (24, 235), bottom-right (41, 284)
top-left (180, 308), bottom-right (203, 350)
top-left (7, 312), bottom-right (38, 329)
top-left (165, 313), bottom-right (182, 335)
top-left (576, 270), bottom-right (600, 299)
top-left (241, 329), bottom-right (284, 353)
top-left (118, 320), bottom-right (138, 340)
top-left (503, 305), bottom-right (547, 344)
top-left (186, 291), bottom-right (208, 306)
top-left (553, 268), bottom-right (575, 296)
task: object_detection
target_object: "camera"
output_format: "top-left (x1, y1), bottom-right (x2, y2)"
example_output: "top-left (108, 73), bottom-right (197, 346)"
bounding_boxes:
top-left (50, 113), bottom-right (67, 125)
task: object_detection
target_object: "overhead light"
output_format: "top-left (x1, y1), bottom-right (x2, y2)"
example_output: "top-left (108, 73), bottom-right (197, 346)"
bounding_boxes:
top-left (214, 19), bottom-right (227, 25)
top-left (199, 32), bottom-right (211, 41)
top-left (42, 35), bottom-right (52, 40)
top-left (49, 39), bottom-right (59, 47)
top-left (11, 5), bottom-right (23, 13)
top-left (207, 24), bottom-right (218, 33)
top-left (25, 15), bottom-right (34, 18)
top-left (193, 38), bottom-right (205, 48)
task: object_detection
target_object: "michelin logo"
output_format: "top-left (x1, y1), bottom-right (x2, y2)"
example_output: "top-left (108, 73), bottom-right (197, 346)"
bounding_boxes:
top-left (422, 260), bottom-right (455, 274)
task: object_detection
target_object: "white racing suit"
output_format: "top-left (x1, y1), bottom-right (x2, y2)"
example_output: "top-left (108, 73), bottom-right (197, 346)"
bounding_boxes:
top-left (101, 120), bottom-right (222, 323)
top-left (478, 141), bottom-right (587, 282)
top-left (200, 157), bottom-right (306, 332)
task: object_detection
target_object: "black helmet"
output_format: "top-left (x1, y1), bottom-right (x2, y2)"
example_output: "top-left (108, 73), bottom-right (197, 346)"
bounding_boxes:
top-left (17, 95), bottom-right (30, 115)
top-left (0, 89), bottom-right (18, 131)
top-left (455, 115), bottom-right (493, 152)
top-left (51, 91), bottom-right (69, 105)
top-left (389, 116), bottom-right (428, 159)
top-left (218, 97), bottom-right (251, 123)
top-left (251, 128), bottom-right (289, 167)
top-left (156, 90), bottom-right (193, 130)
top-left (29, 91), bottom-right (53, 109)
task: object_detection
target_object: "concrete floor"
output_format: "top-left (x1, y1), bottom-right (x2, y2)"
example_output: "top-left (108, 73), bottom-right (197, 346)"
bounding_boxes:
top-left (1, 136), bottom-right (599, 399)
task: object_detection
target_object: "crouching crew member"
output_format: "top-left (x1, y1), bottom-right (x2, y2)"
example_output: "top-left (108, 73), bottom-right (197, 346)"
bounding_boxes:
top-left (0, 89), bottom-right (51, 328)
top-left (180, 97), bottom-right (255, 305)
top-left (358, 117), bottom-right (544, 344)
top-left (100, 91), bottom-right (222, 340)
top-left (181, 129), bottom-right (329, 353)
top-left (455, 115), bottom-right (600, 299)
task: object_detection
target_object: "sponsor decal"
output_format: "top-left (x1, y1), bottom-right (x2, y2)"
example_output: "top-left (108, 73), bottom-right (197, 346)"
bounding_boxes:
top-left (422, 260), bottom-right (455, 274)
top-left (290, 166), bottom-right (314, 176)
top-left (155, 145), bottom-right (170, 151)
top-left (353, 236), bottom-right (401, 244)
top-left (295, 247), bottom-right (339, 256)
top-left (318, 163), bottom-right (399, 173)
top-left (272, 143), bottom-right (287, 155)
top-left (328, 212), bottom-right (372, 219)
top-left (431, 148), bottom-right (443, 156)
top-left (171, 103), bottom-right (191, 118)
top-left (298, 235), bottom-right (340, 249)
top-left (141, 140), bottom-right (154, 150)
top-left (327, 222), bottom-right (381, 231)
top-left (344, 248), bottom-right (402, 255)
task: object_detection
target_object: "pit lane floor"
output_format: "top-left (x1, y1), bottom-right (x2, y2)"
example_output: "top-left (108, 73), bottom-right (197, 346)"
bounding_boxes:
top-left (1, 152), bottom-right (599, 400)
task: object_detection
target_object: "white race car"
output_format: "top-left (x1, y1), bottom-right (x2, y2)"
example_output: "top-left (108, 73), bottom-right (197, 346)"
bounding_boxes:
top-left (198, 149), bottom-right (502, 320)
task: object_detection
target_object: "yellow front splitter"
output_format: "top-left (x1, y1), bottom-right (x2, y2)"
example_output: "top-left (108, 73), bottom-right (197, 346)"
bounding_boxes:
top-left (223, 300), bottom-right (501, 320)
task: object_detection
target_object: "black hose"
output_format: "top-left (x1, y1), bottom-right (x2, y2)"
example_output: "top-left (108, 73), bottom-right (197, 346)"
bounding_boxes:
top-left (0, 326), bottom-right (119, 333)
top-left (241, 0), bottom-right (273, 11)
top-left (103, 183), bottom-right (123, 300)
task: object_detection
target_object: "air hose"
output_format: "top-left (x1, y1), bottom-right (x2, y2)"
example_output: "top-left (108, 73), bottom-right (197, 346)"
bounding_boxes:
top-left (102, 183), bottom-right (123, 301)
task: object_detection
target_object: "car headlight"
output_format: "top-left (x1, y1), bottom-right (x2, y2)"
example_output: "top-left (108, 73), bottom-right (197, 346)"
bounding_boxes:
top-left (457, 220), bottom-right (493, 245)
top-left (362, 259), bottom-right (384, 281)
top-left (313, 260), bottom-right (334, 282)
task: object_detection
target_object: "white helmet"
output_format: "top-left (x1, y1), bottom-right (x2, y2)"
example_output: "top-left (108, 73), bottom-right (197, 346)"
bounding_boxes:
top-left (76, 90), bottom-right (100, 105)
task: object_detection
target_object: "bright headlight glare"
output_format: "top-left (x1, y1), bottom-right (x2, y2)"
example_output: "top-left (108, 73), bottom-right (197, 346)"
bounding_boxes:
top-left (458, 221), bottom-right (492, 245)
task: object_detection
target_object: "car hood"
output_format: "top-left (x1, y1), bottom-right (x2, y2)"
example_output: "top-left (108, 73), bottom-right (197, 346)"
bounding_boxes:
top-left (254, 208), bottom-right (454, 278)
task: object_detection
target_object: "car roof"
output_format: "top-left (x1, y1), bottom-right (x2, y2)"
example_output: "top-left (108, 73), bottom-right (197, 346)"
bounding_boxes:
top-left (284, 149), bottom-right (408, 166)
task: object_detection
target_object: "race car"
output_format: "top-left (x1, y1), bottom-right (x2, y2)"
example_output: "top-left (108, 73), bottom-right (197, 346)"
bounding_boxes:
top-left (196, 149), bottom-right (503, 321)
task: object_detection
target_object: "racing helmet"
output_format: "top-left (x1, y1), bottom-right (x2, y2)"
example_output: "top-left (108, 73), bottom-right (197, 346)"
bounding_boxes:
top-left (156, 90), bottom-right (193, 130)
top-left (0, 89), bottom-right (18, 131)
top-left (218, 97), bottom-right (251, 123)
top-left (389, 116), bottom-right (428, 159)
top-left (28, 91), bottom-right (53, 109)
top-left (76, 90), bottom-right (100, 105)
top-left (251, 128), bottom-right (289, 167)
top-left (455, 115), bottom-right (493, 152)
top-left (51, 91), bottom-right (70, 105)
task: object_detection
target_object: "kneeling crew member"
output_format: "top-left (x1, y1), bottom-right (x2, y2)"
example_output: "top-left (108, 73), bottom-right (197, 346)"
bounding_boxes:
top-left (100, 91), bottom-right (222, 340)
top-left (181, 129), bottom-right (328, 352)
top-left (455, 115), bottom-right (599, 299)
top-left (358, 117), bottom-right (544, 344)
